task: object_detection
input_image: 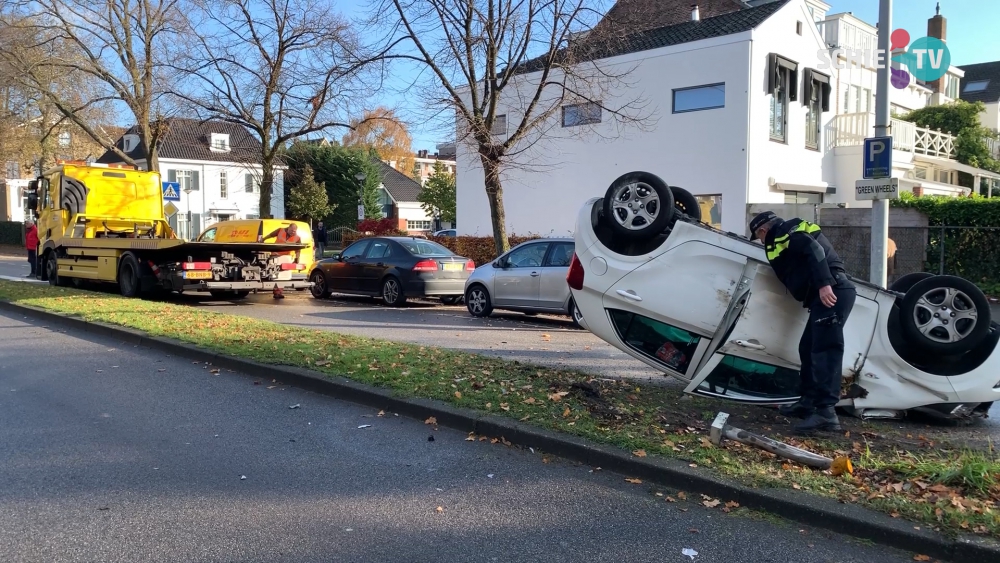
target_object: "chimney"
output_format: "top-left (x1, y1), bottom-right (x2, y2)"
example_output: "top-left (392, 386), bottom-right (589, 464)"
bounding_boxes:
top-left (927, 2), bottom-right (947, 93)
top-left (691, 4), bottom-right (700, 22)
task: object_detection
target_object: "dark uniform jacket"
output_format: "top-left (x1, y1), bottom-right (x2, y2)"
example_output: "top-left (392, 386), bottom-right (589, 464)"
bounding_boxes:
top-left (763, 219), bottom-right (846, 306)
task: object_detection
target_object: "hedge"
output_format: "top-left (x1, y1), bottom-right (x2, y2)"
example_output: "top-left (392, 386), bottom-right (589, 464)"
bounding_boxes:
top-left (0, 221), bottom-right (24, 246)
top-left (342, 233), bottom-right (541, 268)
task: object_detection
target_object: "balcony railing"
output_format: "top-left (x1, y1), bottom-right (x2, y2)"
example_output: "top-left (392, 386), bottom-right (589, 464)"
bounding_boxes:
top-left (829, 112), bottom-right (956, 159)
top-left (816, 18), bottom-right (878, 52)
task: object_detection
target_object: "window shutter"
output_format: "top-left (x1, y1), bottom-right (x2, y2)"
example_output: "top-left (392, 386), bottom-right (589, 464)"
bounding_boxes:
top-left (245, 174), bottom-right (253, 193)
top-left (192, 171), bottom-right (200, 191)
top-left (167, 169), bottom-right (176, 182)
top-left (803, 69), bottom-right (813, 106)
top-left (767, 53), bottom-right (778, 94)
top-left (192, 213), bottom-right (202, 235)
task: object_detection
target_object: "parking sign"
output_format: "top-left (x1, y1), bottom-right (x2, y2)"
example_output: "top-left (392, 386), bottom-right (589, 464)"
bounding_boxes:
top-left (863, 137), bottom-right (892, 179)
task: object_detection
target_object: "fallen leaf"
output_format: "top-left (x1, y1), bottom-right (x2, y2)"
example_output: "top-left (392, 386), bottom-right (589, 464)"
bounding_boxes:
top-left (523, 397), bottom-right (536, 405)
top-left (625, 478), bottom-right (643, 484)
top-left (677, 492), bottom-right (687, 500)
top-left (465, 433), bottom-right (475, 441)
top-left (633, 449), bottom-right (647, 458)
top-left (792, 483), bottom-right (802, 490)
top-left (500, 403), bottom-right (510, 411)
top-left (665, 496), bottom-right (677, 503)
top-left (454, 391), bottom-right (462, 399)
top-left (891, 512), bottom-right (900, 518)
top-left (435, 506), bottom-right (444, 513)
top-left (702, 499), bottom-right (721, 508)
top-left (562, 406), bottom-right (571, 418)
top-left (831, 456), bottom-right (854, 476)
top-left (547, 391), bottom-right (569, 402)
top-left (725, 501), bottom-right (740, 509)
top-left (913, 555), bottom-right (930, 562)
top-left (378, 411), bottom-right (385, 417)
top-left (314, 360), bottom-right (330, 366)
top-left (542, 457), bottom-right (551, 464)
top-left (424, 417), bottom-right (437, 425)
top-left (700, 437), bottom-right (713, 448)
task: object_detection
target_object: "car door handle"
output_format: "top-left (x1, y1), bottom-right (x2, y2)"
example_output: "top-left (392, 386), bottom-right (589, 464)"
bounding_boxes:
top-left (733, 339), bottom-right (765, 350)
top-left (616, 289), bottom-right (642, 301)
top-left (530, 272), bottom-right (540, 277)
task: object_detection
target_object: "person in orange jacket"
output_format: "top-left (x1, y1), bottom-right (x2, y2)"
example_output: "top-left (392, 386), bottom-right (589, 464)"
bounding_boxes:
top-left (25, 220), bottom-right (39, 278)
top-left (259, 223), bottom-right (301, 299)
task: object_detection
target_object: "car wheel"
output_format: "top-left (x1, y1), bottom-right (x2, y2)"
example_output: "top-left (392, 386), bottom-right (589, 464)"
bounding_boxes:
top-left (465, 285), bottom-right (493, 317)
top-left (381, 276), bottom-right (406, 307)
top-left (118, 254), bottom-right (141, 298)
top-left (670, 186), bottom-right (702, 222)
top-left (569, 298), bottom-right (584, 328)
top-left (899, 275), bottom-right (992, 355)
top-left (310, 270), bottom-right (331, 299)
top-left (441, 296), bottom-right (462, 305)
top-left (889, 272), bottom-right (934, 294)
top-left (602, 171), bottom-right (675, 240)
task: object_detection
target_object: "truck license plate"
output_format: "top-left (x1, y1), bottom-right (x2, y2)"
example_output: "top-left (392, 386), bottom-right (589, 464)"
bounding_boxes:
top-left (443, 263), bottom-right (462, 271)
top-left (184, 271), bottom-right (213, 280)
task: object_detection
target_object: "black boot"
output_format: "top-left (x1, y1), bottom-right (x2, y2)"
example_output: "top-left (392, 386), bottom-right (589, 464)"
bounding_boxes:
top-left (794, 407), bottom-right (841, 435)
top-left (778, 401), bottom-right (813, 419)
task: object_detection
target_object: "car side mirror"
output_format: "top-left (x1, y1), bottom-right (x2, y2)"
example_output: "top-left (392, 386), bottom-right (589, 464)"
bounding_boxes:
top-left (26, 192), bottom-right (38, 213)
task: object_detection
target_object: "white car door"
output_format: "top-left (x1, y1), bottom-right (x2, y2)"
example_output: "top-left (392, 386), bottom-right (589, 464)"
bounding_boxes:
top-left (683, 260), bottom-right (880, 405)
top-left (601, 237), bottom-right (750, 381)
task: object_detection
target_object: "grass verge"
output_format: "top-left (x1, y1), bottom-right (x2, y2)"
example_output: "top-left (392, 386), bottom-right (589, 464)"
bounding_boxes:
top-left (1, 280), bottom-right (998, 540)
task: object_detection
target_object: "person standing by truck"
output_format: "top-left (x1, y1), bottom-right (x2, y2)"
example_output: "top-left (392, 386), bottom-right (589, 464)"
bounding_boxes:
top-left (260, 223), bottom-right (302, 299)
top-left (313, 221), bottom-right (327, 260)
top-left (748, 211), bottom-right (857, 435)
top-left (25, 220), bottom-right (39, 278)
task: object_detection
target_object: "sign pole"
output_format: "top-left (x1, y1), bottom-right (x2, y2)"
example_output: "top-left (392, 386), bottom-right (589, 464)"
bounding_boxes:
top-left (870, 0), bottom-right (892, 287)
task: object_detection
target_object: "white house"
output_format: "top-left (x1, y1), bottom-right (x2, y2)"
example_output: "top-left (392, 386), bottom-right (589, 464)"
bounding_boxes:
top-left (98, 118), bottom-right (284, 240)
top-left (958, 59), bottom-right (1000, 133)
top-left (455, 0), bottom-right (1000, 237)
top-left (373, 160), bottom-right (441, 233)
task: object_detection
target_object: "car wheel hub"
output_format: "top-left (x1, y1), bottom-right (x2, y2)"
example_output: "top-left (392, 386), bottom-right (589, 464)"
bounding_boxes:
top-left (913, 287), bottom-right (978, 343)
top-left (469, 290), bottom-right (485, 313)
top-left (384, 280), bottom-right (399, 302)
top-left (611, 182), bottom-right (659, 230)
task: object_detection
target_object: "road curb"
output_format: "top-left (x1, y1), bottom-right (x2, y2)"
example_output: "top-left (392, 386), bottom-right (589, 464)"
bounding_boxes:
top-left (3, 300), bottom-right (999, 562)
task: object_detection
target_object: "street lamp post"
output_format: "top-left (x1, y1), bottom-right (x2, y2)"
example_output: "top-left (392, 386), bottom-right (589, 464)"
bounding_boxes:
top-left (183, 185), bottom-right (193, 240)
top-left (355, 173), bottom-right (366, 221)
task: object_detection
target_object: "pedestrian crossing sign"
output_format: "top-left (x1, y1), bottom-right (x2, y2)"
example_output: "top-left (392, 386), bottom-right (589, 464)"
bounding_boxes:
top-left (162, 181), bottom-right (181, 201)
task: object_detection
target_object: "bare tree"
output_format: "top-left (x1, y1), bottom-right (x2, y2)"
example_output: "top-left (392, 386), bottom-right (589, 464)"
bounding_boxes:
top-left (175, 0), bottom-right (389, 219)
top-left (0, 1), bottom-right (182, 171)
top-left (374, 0), bottom-right (652, 253)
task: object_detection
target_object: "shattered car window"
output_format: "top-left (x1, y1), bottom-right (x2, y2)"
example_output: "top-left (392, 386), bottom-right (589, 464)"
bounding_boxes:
top-left (609, 309), bottom-right (700, 374)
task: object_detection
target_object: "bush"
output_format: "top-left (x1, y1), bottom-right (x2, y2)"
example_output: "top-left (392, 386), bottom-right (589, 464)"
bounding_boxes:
top-left (0, 222), bottom-right (24, 246)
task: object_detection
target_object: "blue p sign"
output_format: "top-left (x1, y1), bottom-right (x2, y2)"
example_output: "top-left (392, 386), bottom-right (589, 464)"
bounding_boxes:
top-left (864, 137), bottom-right (892, 179)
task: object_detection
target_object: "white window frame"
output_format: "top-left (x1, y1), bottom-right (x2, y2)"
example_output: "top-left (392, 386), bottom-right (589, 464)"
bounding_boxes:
top-left (245, 173), bottom-right (256, 193)
top-left (561, 102), bottom-right (603, 126)
top-left (406, 220), bottom-right (432, 231)
top-left (175, 169), bottom-right (199, 192)
top-left (490, 114), bottom-right (507, 136)
top-left (210, 133), bottom-right (230, 152)
top-left (219, 170), bottom-right (228, 199)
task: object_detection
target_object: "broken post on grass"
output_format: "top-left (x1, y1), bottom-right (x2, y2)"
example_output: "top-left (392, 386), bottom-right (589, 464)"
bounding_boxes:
top-left (709, 412), bottom-right (833, 470)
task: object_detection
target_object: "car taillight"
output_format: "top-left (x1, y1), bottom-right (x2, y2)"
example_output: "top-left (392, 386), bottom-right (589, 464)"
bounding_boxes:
top-left (465, 260), bottom-right (475, 271)
top-left (413, 259), bottom-right (438, 271)
top-left (567, 253), bottom-right (584, 290)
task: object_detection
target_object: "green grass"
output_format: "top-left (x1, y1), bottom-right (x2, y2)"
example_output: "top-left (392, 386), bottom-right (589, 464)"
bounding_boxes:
top-left (1, 279), bottom-right (998, 539)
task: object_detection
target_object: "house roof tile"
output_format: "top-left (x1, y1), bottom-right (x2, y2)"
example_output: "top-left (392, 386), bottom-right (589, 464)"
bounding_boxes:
top-left (376, 160), bottom-right (423, 203)
top-left (96, 118), bottom-right (263, 164)
top-left (957, 60), bottom-right (1000, 104)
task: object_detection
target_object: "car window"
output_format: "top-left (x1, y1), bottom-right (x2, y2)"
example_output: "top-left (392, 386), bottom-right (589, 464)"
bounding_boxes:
top-left (544, 243), bottom-right (574, 267)
top-left (366, 240), bottom-right (390, 259)
top-left (506, 243), bottom-right (549, 268)
top-left (609, 309), bottom-right (701, 374)
top-left (694, 355), bottom-right (800, 400)
top-left (398, 239), bottom-right (454, 256)
top-left (199, 228), bottom-right (217, 242)
top-left (341, 240), bottom-right (370, 260)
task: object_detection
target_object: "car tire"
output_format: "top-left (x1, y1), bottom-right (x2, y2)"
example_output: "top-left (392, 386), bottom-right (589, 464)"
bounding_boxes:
top-left (602, 171), bottom-right (675, 240)
top-left (466, 285), bottom-right (493, 317)
top-left (381, 276), bottom-right (406, 307)
top-left (670, 186), bottom-right (702, 222)
top-left (310, 270), bottom-right (331, 299)
top-left (899, 275), bottom-right (992, 355)
top-left (889, 272), bottom-right (934, 294)
top-left (441, 296), bottom-right (462, 305)
top-left (45, 251), bottom-right (68, 287)
top-left (118, 254), bottom-right (141, 298)
top-left (569, 298), bottom-right (584, 328)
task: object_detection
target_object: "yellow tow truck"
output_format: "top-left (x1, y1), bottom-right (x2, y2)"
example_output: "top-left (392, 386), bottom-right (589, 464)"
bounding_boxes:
top-left (26, 161), bottom-right (312, 298)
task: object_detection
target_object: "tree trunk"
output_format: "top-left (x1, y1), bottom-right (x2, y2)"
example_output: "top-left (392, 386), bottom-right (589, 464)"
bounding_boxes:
top-left (481, 155), bottom-right (509, 255)
top-left (259, 158), bottom-right (275, 219)
top-left (147, 145), bottom-right (159, 173)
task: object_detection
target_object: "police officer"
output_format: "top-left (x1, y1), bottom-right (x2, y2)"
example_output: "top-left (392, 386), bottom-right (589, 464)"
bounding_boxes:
top-left (748, 211), bottom-right (857, 434)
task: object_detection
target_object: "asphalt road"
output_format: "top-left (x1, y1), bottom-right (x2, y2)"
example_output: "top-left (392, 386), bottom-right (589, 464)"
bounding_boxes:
top-left (0, 255), bottom-right (663, 381)
top-left (0, 310), bottom-right (930, 563)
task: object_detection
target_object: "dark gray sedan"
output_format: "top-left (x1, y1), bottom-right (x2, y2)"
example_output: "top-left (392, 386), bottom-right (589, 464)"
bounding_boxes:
top-left (308, 237), bottom-right (474, 306)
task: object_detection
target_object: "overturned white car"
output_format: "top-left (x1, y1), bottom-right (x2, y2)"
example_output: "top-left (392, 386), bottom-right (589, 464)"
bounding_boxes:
top-left (567, 172), bottom-right (999, 420)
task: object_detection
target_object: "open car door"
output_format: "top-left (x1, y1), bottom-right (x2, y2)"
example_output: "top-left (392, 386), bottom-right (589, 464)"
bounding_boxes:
top-left (684, 260), bottom-right (879, 405)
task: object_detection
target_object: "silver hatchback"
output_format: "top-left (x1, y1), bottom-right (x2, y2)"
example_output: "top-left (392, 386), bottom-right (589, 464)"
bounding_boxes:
top-left (463, 238), bottom-right (584, 327)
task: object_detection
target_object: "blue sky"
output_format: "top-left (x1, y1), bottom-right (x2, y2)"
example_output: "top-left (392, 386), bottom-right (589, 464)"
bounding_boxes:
top-left (339, 0), bottom-right (1000, 150)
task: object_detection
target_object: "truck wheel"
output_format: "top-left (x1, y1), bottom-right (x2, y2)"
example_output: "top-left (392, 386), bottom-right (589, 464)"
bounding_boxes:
top-left (118, 254), bottom-right (141, 298)
top-left (46, 252), bottom-right (68, 287)
top-left (381, 276), bottom-right (406, 307)
top-left (899, 275), bottom-right (991, 355)
top-left (603, 171), bottom-right (675, 241)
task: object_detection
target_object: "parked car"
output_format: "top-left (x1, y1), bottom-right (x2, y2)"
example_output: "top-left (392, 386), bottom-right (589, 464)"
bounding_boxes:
top-left (569, 171), bottom-right (999, 420)
top-left (464, 238), bottom-right (584, 327)
top-left (433, 229), bottom-right (457, 237)
top-left (308, 237), bottom-right (474, 306)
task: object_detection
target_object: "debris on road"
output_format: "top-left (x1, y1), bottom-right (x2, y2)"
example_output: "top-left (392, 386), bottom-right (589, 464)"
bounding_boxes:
top-left (710, 412), bottom-right (833, 470)
top-left (357, 424), bottom-right (372, 429)
top-left (240, 475), bottom-right (246, 480)
top-left (681, 548), bottom-right (698, 560)
top-left (288, 404), bottom-right (301, 409)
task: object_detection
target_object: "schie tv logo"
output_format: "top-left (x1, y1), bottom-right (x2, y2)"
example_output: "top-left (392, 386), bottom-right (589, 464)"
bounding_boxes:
top-left (817, 29), bottom-right (951, 90)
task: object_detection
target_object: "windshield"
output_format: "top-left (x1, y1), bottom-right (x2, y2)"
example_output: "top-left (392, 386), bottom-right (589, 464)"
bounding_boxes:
top-left (398, 240), bottom-right (454, 256)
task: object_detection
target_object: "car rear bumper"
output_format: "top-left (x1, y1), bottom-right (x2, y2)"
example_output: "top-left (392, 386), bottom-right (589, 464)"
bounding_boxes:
top-left (406, 278), bottom-right (467, 296)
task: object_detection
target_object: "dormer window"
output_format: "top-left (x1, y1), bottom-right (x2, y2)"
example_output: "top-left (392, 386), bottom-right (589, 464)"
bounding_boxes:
top-left (210, 133), bottom-right (230, 152)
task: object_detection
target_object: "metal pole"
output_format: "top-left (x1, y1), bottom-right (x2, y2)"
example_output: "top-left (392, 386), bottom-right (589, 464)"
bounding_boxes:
top-left (939, 224), bottom-right (945, 275)
top-left (870, 0), bottom-right (892, 287)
